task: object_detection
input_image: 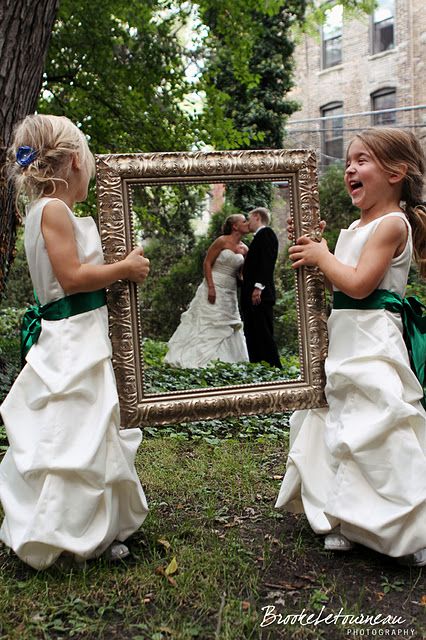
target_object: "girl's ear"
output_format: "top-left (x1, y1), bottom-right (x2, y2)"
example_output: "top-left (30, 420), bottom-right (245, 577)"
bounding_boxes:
top-left (71, 153), bottom-right (81, 170)
top-left (388, 163), bottom-right (408, 184)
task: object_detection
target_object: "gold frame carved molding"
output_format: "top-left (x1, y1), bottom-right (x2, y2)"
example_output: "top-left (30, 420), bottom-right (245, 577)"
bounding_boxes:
top-left (95, 148), bottom-right (328, 427)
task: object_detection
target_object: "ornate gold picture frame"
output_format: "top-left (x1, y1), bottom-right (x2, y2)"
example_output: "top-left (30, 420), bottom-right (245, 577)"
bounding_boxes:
top-left (95, 149), bottom-right (328, 427)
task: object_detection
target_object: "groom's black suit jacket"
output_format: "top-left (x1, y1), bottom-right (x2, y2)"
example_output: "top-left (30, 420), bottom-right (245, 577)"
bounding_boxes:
top-left (241, 226), bottom-right (278, 307)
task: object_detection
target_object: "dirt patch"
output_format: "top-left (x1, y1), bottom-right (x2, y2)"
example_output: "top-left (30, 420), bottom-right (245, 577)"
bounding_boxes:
top-left (252, 514), bottom-right (425, 640)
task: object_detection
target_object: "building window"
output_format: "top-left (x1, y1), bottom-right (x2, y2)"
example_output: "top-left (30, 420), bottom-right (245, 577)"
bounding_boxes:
top-left (321, 102), bottom-right (344, 165)
top-left (322, 5), bottom-right (343, 69)
top-left (371, 88), bottom-right (396, 125)
top-left (372, 0), bottom-right (394, 54)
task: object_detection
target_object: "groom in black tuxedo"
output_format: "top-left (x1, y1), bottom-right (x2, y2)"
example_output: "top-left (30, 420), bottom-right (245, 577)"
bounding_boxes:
top-left (241, 207), bottom-right (282, 368)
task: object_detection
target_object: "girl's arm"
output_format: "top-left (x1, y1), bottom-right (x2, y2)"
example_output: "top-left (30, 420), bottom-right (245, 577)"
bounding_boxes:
top-left (203, 237), bottom-right (225, 304)
top-left (41, 200), bottom-right (150, 294)
top-left (289, 217), bottom-right (407, 299)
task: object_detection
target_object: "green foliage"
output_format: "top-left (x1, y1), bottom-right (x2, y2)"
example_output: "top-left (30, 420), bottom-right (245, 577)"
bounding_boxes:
top-left (198, 2), bottom-right (306, 154)
top-left (143, 411), bottom-right (290, 441)
top-left (40, 0), bottom-right (195, 153)
top-left (226, 181), bottom-right (273, 214)
top-left (38, 0), bottom-right (200, 217)
top-left (407, 267), bottom-right (426, 301)
top-left (0, 308), bottom-right (23, 408)
top-left (141, 245), bottom-right (204, 340)
top-left (301, 0), bottom-right (377, 38)
top-left (0, 229), bottom-right (33, 310)
top-left (132, 183), bottom-right (208, 245)
top-left (274, 252), bottom-right (299, 355)
top-left (196, 2), bottom-right (307, 210)
top-left (0, 307), bottom-right (25, 337)
top-left (318, 164), bottom-right (358, 250)
top-left (143, 336), bottom-right (299, 394)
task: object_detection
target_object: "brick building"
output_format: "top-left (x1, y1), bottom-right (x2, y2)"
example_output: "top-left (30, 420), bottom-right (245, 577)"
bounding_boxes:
top-left (285, 0), bottom-right (426, 172)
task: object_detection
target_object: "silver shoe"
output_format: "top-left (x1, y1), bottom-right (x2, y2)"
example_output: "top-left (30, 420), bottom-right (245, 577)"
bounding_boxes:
top-left (397, 548), bottom-right (426, 567)
top-left (324, 532), bottom-right (354, 552)
top-left (107, 542), bottom-right (130, 561)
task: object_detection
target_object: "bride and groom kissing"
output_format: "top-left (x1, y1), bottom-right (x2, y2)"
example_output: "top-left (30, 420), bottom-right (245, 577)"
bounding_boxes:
top-left (165, 207), bottom-right (282, 370)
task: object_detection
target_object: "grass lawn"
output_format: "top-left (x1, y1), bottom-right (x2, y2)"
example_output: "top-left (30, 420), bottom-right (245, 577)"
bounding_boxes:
top-left (0, 436), bottom-right (424, 640)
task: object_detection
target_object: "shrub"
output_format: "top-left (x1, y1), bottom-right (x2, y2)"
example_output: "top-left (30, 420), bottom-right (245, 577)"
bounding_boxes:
top-left (0, 308), bottom-right (23, 407)
top-left (319, 164), bottom-right (357, 250)
top-left (0, 229), bottom-right (33, 310)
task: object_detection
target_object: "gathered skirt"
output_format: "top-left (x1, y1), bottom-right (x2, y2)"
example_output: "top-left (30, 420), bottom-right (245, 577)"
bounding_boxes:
top-left (164, 276), bottom-right (248, 368)
top-left (276, 308), bottom-right (426, 557)
top-left (0, 309), bottom-right (148, 569)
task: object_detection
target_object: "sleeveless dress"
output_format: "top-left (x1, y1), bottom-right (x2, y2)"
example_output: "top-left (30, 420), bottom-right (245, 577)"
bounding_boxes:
top-left (164, 249), bottom-right (249, 368)
top-left (0, 197), bottom-right (148, 569)
top-left (276, 212), bottom-right (426, 558)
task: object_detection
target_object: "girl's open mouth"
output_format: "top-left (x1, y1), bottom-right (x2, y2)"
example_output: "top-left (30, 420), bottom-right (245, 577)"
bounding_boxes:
top-left (349, 180), bottom-right (363, 194)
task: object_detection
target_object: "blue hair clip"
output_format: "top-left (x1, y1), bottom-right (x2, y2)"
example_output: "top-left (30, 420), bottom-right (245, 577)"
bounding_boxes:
top-left (16, 146), bottom-right (38, 167)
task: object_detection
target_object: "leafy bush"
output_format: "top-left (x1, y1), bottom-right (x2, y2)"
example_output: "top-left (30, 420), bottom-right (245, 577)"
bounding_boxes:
top-left (319, 164), bottom-right (357, 250)
top-left (142, 412), bottom-right (291, 442)
top-left (0, 229), bottom-right (33, 310)
top-left (274, 251), bottom-right (298, 354)
top-left (143, 337), bottom-right (299, 394)
top-left (0, 308), bottom-right (23, 408)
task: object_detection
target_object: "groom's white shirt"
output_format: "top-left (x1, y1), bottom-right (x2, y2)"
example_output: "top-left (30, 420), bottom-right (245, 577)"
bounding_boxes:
top-left (253, 225), bottom-right (266, 290)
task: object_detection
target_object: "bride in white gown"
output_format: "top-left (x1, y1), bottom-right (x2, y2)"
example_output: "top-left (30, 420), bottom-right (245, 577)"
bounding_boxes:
top-left (164, 214), bottom-right (250, 368)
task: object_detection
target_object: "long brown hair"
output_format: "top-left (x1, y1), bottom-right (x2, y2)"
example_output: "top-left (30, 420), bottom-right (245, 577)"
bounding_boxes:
top-left (352, 128), bottom-right (426, 278)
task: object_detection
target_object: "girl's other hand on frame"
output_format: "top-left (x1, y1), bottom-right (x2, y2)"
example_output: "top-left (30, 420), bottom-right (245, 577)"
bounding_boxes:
top-left (123, 247), bottom-right (150, 284)
top-left (288, 235), bottom-right (329, 269)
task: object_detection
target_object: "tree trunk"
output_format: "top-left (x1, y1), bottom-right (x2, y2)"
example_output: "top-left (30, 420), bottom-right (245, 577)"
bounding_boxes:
top-left (0, 0), bottom-right (59, 295)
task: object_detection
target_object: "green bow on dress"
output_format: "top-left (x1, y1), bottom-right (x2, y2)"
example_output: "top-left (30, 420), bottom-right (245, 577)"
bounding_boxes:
top-left (333, 289), bottom-right (426, 408)
top-left (21, 289), bottom-right (106, 366)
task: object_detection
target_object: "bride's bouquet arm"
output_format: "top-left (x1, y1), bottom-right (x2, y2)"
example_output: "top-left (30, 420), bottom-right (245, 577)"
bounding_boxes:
top-left (203, 237), bottom-right (226, 304)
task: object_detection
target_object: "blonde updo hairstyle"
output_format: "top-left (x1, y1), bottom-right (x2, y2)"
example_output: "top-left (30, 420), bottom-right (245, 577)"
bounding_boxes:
top-left (222, 214), bottom-right (245, 235)
top-left (8, 114), bottom-right (95, 201)
top-left (351, 128), bottom-right (426, 279)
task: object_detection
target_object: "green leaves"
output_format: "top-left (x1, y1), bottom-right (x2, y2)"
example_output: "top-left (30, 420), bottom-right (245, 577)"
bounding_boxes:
top-left (196, 1), bottom-right (306, 152)
top-left (39, 0), bottom-right (195, 156)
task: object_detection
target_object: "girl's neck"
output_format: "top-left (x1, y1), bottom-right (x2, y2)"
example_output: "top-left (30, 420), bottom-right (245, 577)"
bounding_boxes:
top-left (358, 200), bottom-right (403, 226)
top-left (42, 189), bottom-right (75, 209)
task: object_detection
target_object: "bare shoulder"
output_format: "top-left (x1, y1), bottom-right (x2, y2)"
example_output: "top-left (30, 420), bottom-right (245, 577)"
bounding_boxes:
top-left (42, 199), bottom-right (71, 221)
top-left (41, 199), bottom-right (74, 234)
top-left (209, 236), bottom-right (227, 249)
top-left (375, 214), bottom-right (408, 241)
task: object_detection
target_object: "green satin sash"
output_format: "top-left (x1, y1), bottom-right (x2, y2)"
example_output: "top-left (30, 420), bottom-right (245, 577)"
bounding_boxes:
top-left (21, 289), bottom-right (106, 365)
top-left (333, 289), bottom-right (426, 407)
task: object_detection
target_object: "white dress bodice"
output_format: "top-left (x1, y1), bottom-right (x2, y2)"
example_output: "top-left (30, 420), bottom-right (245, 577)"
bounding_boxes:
top-left (24, 197), bottom-right (104, 305)
top-left (333, 211), bottom-right (412, 296)
top-left (211, 249), bottom-right (244, 288)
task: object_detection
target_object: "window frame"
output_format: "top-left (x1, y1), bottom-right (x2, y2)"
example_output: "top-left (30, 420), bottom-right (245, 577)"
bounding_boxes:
top-left (320, 101), bottom-right (344, 165)
top-left (371, 0), bottom-right (395, 55)
top-left (321, 5), bottom-right (343, 69)
top-left (371, 88), bottom-right (397, 126)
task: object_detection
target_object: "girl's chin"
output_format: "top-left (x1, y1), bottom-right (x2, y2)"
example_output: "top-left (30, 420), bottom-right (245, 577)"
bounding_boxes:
top-left (350, 192), bottom-right (363, 206)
